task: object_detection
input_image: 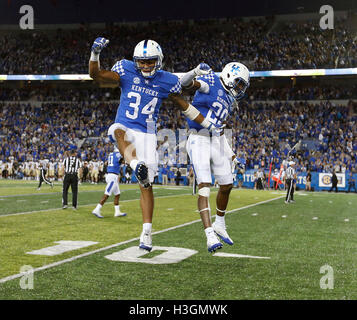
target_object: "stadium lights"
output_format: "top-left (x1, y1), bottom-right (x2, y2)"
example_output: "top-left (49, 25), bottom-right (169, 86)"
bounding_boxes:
top-left (1, 68), bottom-right (357, 80)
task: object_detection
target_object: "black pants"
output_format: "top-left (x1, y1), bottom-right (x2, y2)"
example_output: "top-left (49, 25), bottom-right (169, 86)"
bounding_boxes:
top-left (62, 173), bottom-right (79, 208)
top-left (38, 169), bottom-right (52, 188)
top-left (329, 183), bottom-right (338, 193)
top-left (286, 178), bottom-right (294, 201)
top-left (256, 178), bottom-right (264, 190)
top-left (347, 183), bottom-right (356, 193)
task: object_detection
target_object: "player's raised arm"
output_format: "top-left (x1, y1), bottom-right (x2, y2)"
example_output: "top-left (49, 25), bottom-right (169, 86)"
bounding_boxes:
top-left (168, 93), bottom-right (222, 131)
top-left (180, 63), bottom-right (211, 93)
top-left (89, 37), bottom-right (120, 83)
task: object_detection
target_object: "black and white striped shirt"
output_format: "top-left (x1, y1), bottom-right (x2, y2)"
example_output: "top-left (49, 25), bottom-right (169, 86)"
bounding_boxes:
top-left (286, 167), bottom-right (295, 179)
top-left (63, 156), bottom-right (82, 174)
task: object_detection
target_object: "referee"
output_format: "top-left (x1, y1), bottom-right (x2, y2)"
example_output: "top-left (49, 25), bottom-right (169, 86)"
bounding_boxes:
top-left (285, 161), bottom-right (296, 204)
top-left (62, 149), bottom-right (82, 210)
top-left (37, 162), bottom-right (53, 190)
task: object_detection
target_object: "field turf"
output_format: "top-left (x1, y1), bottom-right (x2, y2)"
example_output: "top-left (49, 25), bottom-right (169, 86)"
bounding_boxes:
top-left (0, 179), bottom-right (356, 301)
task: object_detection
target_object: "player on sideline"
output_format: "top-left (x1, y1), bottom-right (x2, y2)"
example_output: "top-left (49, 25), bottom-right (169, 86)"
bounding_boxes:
top-left (181, 62), bottom-right (249, 252)
top-left (92, 145), bottom-right (127, 218)
top-left (88, 37), bottom-right (220, 251)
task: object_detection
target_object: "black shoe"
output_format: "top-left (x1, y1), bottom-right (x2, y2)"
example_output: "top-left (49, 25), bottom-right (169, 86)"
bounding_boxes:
top-left (135, 161), bottom-right (151, 188)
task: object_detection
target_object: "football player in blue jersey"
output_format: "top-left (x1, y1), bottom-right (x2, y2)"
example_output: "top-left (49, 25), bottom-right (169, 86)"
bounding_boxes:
top-left (92, 145), bottom-right (127, 218)
top-left (181, 62), bottom-right (249, 252)
top-left (89, 37), bottom-right (219, 251)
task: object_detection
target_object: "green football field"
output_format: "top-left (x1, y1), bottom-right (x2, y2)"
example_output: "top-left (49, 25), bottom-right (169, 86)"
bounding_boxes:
top-left (0, 179), bottom-right (356, 300)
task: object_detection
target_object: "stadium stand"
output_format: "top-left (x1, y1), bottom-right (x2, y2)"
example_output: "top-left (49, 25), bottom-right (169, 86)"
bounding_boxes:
top-left (0, 13), bottom-right (356, 190)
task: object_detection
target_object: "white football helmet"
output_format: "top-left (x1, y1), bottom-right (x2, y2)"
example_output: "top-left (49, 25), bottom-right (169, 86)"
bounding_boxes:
top-left (219, 62), bottom-right (250, 100)
top-left (133, 40), bottom-right (163, 77)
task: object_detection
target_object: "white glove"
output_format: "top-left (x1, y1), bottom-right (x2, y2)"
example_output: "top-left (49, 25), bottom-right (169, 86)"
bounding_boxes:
top-left (193, 63), bottom-right (212, 76)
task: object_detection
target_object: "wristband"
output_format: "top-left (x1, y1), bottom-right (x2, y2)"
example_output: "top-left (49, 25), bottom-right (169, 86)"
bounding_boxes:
top-left (183, 104), bottom-right (200, 120)
top-left (200, 118), bottom-right (211, 129)
top-left (90, 51), bottom-right (99, 61)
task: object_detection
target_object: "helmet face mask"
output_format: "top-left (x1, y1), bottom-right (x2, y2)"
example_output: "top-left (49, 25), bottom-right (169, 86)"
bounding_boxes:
top-left (220, 62), bottom-right (250, 100)
top-left (133, 40), bottom-right (163, 77)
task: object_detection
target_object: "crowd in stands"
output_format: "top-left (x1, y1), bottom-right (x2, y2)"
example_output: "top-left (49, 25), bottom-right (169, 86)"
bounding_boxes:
top-left (1, 89), bottom-right (356, 179)
top-left (1, 83), bottom-right (357, 103)
top-left (1, 14), bottom-right (357, 182)
top-left (1, 15), bottom-right (356, 74)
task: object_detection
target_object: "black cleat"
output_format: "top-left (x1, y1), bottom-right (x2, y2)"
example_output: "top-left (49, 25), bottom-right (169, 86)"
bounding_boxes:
top-left (135, 161), bottom-right (151, 188)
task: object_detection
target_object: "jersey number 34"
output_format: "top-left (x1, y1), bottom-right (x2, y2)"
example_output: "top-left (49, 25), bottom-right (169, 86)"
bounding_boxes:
top-left (126, 92), bottom-right (158, 121)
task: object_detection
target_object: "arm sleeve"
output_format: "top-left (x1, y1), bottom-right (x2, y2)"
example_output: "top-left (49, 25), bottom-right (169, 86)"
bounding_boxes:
top-left (180, 69), bottom-right (196, 87)
top-left (197, 80), bottom-right (210, 94)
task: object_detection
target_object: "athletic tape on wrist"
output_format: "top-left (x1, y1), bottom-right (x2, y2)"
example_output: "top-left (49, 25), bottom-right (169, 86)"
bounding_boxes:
top-left (90, 52), bottom-right (99, 61)
top-left (183, 104), bottom-right (200, 120)
top-left (200, 118), bottom-right (210, 129)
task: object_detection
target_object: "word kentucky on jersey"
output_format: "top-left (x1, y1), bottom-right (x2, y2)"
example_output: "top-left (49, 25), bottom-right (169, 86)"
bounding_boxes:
top-left (131, 84), bottom-right (159, 97)
top-left (111, 59), bottom-right (181, 133)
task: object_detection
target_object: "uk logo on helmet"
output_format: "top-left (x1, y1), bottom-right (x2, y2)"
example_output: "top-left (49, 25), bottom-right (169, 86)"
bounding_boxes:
top-left (231, 65), bottom-right (240, 74)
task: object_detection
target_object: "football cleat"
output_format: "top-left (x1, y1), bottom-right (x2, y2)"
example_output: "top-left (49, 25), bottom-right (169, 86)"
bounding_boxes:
top-left (92, 209), bottom-right (103, 218)
top-left (284, 201), bottom-right (289, 204)
top-left (135, 161), bottom-right (151, 188)
top-left (207, 233), bottom-right (223, 253)
top-left (212, 222), bottom-right (234, 245)
top-left (114, 212), bottom-right (127, 217)
top-left (62, 205), bottom-right (68, 209)
top-left (139, 231), bottom-right (152, 252)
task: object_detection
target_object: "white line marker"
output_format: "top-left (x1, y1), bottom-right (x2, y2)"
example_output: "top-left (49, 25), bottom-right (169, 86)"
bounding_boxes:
top-left (0, 193), bottom-right (193, 218)
top-left (0, 195), bottom-right (284, 283)
top-left (213, 252), bottom-right (270, 259)
top-left (27, 241), bottom-right (98, 256)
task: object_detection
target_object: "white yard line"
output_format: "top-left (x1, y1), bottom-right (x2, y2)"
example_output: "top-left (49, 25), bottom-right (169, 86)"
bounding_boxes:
top-left (0, 195), bottom-right (284, 284)
top-left (0, 193), bottom-right (194, 218)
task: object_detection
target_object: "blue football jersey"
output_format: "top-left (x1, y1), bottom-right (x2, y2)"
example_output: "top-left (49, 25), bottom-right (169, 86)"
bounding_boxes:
top-left (111, 59), bottom-right (182, 133)
top-left (107, 152), bottom-right (121, 174)
top-left (186, 72), bottom-right (234, 130)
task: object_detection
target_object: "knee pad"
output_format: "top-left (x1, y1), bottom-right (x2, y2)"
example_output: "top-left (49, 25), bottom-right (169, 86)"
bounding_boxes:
top-left (198, 186), bottom-right (210, 198)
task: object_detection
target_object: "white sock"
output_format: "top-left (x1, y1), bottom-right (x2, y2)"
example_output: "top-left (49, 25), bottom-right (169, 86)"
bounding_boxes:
top-left (96, 204), bottom-right (102, 211)
top-left (215, 214), bottom-right (225, 226)
top-left (114, 205), bottom-right (120, 213)
top-left (130, 159), bottom-right (139, 171)
top-left (143, 223), bottom-right (152, 233)
top-left (204, 227), bottom-right (214, 237)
